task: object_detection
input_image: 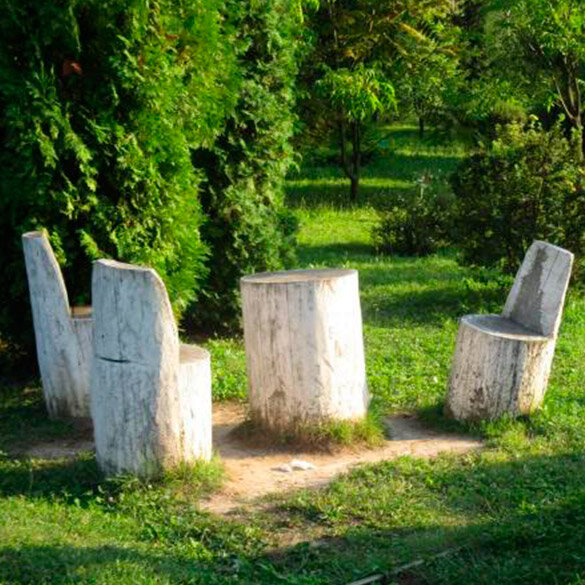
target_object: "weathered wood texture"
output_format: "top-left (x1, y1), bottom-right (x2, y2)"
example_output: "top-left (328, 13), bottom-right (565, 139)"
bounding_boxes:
top-left (22, 231), bottom-right (92, 419)
top-left (446, 241), bottom-right (573, 421)
top-left (241, 269), bottom-right (369, 432)
top-left (91, 260), bottom-right (211, 477)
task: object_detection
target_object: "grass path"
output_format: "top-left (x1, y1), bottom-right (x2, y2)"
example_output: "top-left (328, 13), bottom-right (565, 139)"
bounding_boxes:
top-left (1, 126), bottom-right (585, 584)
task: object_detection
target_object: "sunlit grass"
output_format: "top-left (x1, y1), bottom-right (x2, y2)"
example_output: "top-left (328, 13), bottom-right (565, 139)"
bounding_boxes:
top-left (2, 124), bottom-right (585, 584)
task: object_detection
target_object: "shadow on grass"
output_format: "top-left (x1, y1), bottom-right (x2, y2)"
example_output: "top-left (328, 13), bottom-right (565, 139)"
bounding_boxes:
top-left (297, 242), bottom-right (376, 265)
top-left (261, 452), bottom-right (585, 584)
top-left (0, 386), bottom-right (84, 454)
top-left (286, 151), bottom-right (463, 210)
top-left (1, 453), bottom-right (585, 584)
top-left (0, 455), bottom-right (102, 503)
top-left (286, 181), bottom-right (406, 210)
top-left (361, 282), bottom-right (507, 329)
top-left (0, 544), bottom-right (218, 585)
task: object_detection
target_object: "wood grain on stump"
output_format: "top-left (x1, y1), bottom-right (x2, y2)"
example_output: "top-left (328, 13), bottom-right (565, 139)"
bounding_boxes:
top-left (446, 241), bottom-right (573, 421)
top-left (91, 259), bottom-right (211, 477)
top-left (22, 231), bottom-right (92, 419)
top-left (241, 269), bottom-right (369, 432)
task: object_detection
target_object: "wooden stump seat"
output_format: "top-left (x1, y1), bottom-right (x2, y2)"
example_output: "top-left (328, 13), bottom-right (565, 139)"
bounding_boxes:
top-left (445, 241), bottom-right (573, 421)
top-left (91, 259), bottom-right (211, 477)
top-left (22, 231), bottom-right (92, 419)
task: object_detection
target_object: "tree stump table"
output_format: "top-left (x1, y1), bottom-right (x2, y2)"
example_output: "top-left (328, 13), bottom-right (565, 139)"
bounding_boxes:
top-left (240, 269), bottom-right (369, 432)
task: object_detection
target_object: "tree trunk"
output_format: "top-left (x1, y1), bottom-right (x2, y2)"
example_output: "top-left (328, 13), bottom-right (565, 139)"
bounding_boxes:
top-left (339, 116), bottom-right (358, 202)
top-left (240, 269), bottom-right (369, 433)
top-left (419, 117), bottom-right (425, 139)
top-left (349, 120), bottom-right (361, 202)
top-left (578, 119), bottom-right (585, 163)
top-left (350, 176), bottom-right (360, 202)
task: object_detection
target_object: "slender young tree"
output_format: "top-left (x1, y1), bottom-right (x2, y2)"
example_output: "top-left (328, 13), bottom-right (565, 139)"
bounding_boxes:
top-left (496, 0), bottom-right (585, 160)
top-left (300, 0), bottom-right (459, 201)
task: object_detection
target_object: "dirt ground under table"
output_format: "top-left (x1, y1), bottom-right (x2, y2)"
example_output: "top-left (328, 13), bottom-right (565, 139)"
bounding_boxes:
top-left (22, 402), bottom-right (481, 514)
top-left (203, 403), bottom-right (481, 514)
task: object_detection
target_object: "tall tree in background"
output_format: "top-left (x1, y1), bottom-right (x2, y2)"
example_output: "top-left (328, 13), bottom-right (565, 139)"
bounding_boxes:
top-left (496, 0), bottom-right (585, 160)
top-left (299, 0), bottom-right (459, 201)
top-left (395, 16), bottom-right (460, 137)
top-left (191, 0), bottom-right (302, 331)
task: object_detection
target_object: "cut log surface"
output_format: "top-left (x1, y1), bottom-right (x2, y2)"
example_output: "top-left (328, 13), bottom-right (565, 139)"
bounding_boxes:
top-left (241, 269), bottom-right (369, 431)
top-left (91, 260), bottom-right (211, 477)
top-left (22, 231), bottom-right (92, 419)
top-left (446, 241), bottom-right (573, 421)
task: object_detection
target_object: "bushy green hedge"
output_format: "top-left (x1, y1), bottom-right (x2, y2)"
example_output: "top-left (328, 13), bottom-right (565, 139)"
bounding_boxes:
top-left (451, 120), bottom-right (585, 274)
top-left (0, 0), bottom-right (301, 353)
top-left (190, 0), bottom-right (300, 331)
top-left (373, 172), bottom-right (455, 257)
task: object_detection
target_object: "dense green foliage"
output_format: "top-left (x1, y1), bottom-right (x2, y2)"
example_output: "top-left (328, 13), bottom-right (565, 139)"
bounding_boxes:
top-left (191, 0), bottom-right (300, 331)
top-left (0, 0), bottom-right (302, 350)
top-left (298, 0), bottom-right (456, 201)
top-left (451, 120), bottom-right (585, 273)
top-left (0, 0), bottom-right (237, 350)
top-left (373, 171), bottom-right (454, 257)
top-left (496, 0), bottom-right (585, 160)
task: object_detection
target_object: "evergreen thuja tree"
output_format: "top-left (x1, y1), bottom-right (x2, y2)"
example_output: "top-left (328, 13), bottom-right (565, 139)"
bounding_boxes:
top-left (0, 0), bottom-right (237, 353)
top-left (191, 0), bottom-right (301, 332)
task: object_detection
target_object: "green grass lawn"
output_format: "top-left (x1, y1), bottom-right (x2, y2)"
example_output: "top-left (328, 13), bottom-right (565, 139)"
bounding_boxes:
top-left (2, 125), bottom-right (585, 584)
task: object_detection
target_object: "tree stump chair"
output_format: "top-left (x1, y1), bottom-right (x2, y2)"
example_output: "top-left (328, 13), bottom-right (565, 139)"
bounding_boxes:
top-left (445, 241), bottom-right (573, 421)
top-left (240, 269), bottom-right (369, 433)
top-left (22, 231), bottom-right (92, 419)
top-left (91, 259), bottom-right (211, 477)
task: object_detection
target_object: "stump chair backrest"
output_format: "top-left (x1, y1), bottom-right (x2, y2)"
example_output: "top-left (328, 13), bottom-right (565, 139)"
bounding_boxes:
top-left (92, 259), bottom-right (179, 368)
top-left (502, 241), bottom-right (574, 337)
top-left (22, 231), bottom-right (73, 354)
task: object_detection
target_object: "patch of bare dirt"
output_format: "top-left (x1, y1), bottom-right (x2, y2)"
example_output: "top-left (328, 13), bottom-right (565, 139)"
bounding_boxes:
top-left (203, 403), bottom-right (481, 514)
top-left (25, 438), bottom-right (95, 459)
top-left (20, 402), bottom-right (481, 513)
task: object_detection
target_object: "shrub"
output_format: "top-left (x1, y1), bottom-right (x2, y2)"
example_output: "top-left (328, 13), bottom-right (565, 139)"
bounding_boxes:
top-left (0, 0), bottom-right (303, 354)
top-left (0, 0), bottom-right (237, 351)
top-left (451, 120), bottom-right (585, 274)
top-left (190, 0), bottom-right (301, 332)
top-left (373, 171), bottom-right (455, 256)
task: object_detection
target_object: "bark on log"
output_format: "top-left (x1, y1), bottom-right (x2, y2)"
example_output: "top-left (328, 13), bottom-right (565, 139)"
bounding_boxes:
top-left (91, 260), bottom-right (211, 477)
top-left (446, 241), bottom-right (573, 421)
top-left (445, 315), bottom-right (555, 420)
top-left (240, 269), bottom-right (368, 432)
top-left (22, 231), bottom-right (92, 419)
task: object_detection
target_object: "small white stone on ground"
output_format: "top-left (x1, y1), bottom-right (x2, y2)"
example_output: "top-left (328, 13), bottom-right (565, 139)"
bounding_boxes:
top-left (290, 459), bottom-right (316, 471)
top-left (273, 464), bottom-right (293, 473)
